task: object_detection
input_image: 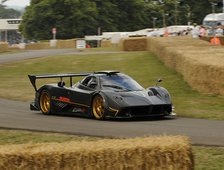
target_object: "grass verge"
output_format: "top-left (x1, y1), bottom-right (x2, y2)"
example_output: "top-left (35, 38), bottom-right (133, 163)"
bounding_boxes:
top-left (193, 146), bottom-right (224, 170)
top-left (0, 51), bottom-right (223, 120)
top-left (0, 130), bottom-right (101, 145)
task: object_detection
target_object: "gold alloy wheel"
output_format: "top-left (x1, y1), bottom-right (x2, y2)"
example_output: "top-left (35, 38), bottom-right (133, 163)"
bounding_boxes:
top-left (40, 91), bottom-right (51, 114)
top-left (92, 95), bottom-right (105, 119)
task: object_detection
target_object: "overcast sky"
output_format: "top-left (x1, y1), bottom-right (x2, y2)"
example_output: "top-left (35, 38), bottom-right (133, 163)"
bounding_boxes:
top-left (4, 0), bottom-right (30, 7)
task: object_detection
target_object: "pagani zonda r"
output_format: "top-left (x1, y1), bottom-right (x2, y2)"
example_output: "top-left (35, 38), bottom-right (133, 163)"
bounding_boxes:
top-left (28, 71), bottom-right (174, 120)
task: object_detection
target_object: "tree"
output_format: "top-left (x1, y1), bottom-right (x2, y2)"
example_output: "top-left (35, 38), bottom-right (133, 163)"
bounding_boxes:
top-left (0, 0), bottom-right (8, 7)
top-left (20, 0), bottom-right (224, 40)
top-left (0, 0), bottom-right (21, 18)
top-left (179, 0), bottom-right (223, 25)
top-left (20, 0), bottom-right (98, 40)
top-left (20, 0), bottom-right (153, 39)
top-left (110, 0), bottom-right (151, 31)
top-left (94, 0), bottom-right (119, 32)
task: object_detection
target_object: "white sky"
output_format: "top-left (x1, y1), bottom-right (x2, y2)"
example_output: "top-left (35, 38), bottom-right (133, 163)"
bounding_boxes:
top-left (4, 0), bottom-right (30, 7)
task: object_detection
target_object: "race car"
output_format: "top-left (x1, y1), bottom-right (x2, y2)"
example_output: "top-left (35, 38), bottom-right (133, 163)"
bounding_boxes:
top-left (28, 71), bottom-right (174, 120)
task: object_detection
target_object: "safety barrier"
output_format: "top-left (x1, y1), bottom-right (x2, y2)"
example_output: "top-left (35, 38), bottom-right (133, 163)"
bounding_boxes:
top-left (0, 136), bottom-right (193, 170)
top-left (147, 36), bottom-right (224, 95)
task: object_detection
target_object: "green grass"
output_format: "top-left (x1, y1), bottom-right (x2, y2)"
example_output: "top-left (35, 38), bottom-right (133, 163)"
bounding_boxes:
top-left (83, 46), bottom-right (120, 52)
top-left (0, 130), bottom-right (223, 170)
top-left (0, 48), bottom-right (223, 169)
top-left (0, 51), bottom-right (223, 120)
top-left (193, 146), bottom-right (224, 170)
top-left (0, 130), bottom-right (101, 145)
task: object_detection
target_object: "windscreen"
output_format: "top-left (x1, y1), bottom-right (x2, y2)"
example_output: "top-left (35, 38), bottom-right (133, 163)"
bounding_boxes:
top-left (100, 74), bottom-right (144, 91)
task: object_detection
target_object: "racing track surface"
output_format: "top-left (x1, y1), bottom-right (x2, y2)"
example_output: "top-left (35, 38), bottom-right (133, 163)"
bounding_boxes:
top-left (0, 49), bottom-right (224, 146)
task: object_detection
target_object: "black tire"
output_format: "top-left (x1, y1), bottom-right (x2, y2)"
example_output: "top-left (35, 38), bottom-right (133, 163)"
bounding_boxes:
top-left (39, 90), bottom-right (54, 115)
top-left (92, 95), bottom-right (105, 120)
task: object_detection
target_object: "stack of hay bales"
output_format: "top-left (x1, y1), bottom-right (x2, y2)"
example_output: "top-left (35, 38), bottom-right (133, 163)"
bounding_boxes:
top-left (56, 39), bottom-right (76, 49)
top-left (0, 136), bottom-right (193, 170)
top-left (25, 42), bottom-right (50, 50)
top-left (25, 39), bottom-right (76, 50)
top-left (148, 36), bottom-right (224, 95)
top-left (101, 40), bottom-right (112, 47)
top-left (120, 37), bottom-right (148, 51)
top-left (0, 42), bottom-right (8, 52)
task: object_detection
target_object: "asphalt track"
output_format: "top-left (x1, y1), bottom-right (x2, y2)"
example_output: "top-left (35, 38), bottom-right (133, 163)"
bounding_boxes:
top-left (0, 49), bottom-right (224, 146)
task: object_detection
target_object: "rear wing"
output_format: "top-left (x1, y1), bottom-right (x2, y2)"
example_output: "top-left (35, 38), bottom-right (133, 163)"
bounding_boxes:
top-left (28, 73), bottom-right (91, 91)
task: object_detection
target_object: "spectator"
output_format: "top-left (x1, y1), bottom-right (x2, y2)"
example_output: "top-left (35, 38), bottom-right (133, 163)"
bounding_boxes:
top-left (163, 27), bottom-right (169, 37)
top-left (215, 26), bottom-right (223, 36)
top-left (199, 25), bottom-right (206, 37)
top-left (191, 23), bottom-right (200, 38)
top-left (86, 44), bottom-right (91, 48)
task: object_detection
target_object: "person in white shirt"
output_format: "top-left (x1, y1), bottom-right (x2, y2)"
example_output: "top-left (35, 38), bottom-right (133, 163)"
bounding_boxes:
top-left (191, 23), bottom-right (200, 38)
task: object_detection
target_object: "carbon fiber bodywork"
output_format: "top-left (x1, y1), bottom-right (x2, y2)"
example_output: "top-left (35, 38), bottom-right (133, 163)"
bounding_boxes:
top-left (29, 71), bottom-right (173, 119)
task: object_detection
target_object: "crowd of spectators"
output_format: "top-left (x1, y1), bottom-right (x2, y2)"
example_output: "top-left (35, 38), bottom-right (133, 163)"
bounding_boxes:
top-left (191, 23), bottom-right (224, 39)
top-left (150, 23), bottom-right (224, 38)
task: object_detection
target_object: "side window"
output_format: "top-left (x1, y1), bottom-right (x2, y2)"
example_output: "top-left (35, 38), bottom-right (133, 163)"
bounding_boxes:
top-left (87, 77), bottom-right (97, 89)
top-left (81, 76), bottom-right (97, 89)
top-left (81, 77), bottom-right (92, 86)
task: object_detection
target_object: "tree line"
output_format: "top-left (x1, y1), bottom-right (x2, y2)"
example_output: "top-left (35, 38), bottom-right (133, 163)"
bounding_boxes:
top-left (18, 0), bottom-right (224, 40)
top-left (0, 0), bottom-right (21, 18)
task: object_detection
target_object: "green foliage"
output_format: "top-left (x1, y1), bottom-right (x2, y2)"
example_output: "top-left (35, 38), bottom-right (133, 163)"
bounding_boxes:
top-left (20, 0), bottom-right (99, 40)
top-left (0, 0), bottom-right (21, 18)
top-left (20, 0), bottom-right (224, 40)
top-left (0, 7), bottom-right (21, 18)
top-left (20, 0), bottom-right (152, 40)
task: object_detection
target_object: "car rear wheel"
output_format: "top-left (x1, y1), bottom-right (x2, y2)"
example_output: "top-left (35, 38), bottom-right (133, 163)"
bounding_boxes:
top-left (39, 90), bottom-right (53, 115)
top-left (92, 95), bottom-right (105, 120)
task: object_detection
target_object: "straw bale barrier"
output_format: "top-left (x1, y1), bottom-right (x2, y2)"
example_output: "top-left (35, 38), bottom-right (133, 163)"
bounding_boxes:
top-left (25, 42), bottom-right (50, 50)
top-left (56, 39), bottom-right (76, 49)
top-left (25, 39), bottom-right (76, 50)
top-left (148, 36), bottom-right (224, 95)
top-left (0, 136), bottom-right (193, 170)
top-left (120, 37), bottom-right (148, 51)
top-left (0, 42), bottom-right (8, 52)
top-left (101, 40), bottom-right (112, 47)
top-left (8, 45), bottom-right (20, 50)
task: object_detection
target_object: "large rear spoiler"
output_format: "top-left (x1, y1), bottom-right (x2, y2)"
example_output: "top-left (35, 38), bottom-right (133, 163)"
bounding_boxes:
top-left (28, 73), bottom-right (91, 91)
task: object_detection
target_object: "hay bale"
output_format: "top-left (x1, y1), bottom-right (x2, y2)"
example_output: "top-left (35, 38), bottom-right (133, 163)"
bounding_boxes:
top-left (0, 42), bottom-right (8, 52)
top-left (56, 39), bottom-right (76, 49)
top-left (25, 42), bottom-right (50, 50)
top-left (101, 40), bottom-right (112, 47)
top-left (148, 36), bottom-right (224, 95)
top-left (121, 37), bottom-right (148, 51)
top-left (25, 39), bottom-right (76, 50)
top-left (0, 136), bottom-right (193, 170)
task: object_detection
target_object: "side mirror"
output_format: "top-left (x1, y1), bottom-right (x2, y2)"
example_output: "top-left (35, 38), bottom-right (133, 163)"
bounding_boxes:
top-left (156, 79), bottom-right (163, 86)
